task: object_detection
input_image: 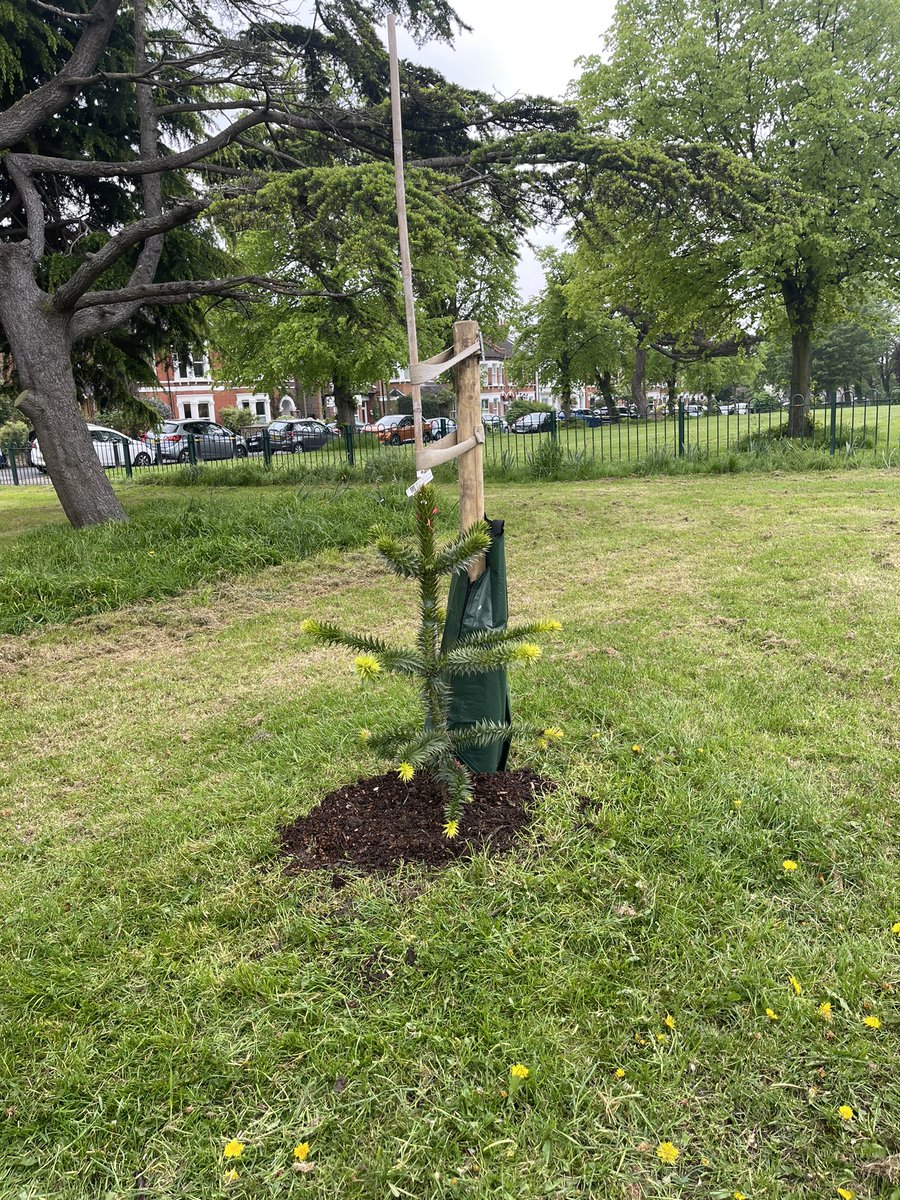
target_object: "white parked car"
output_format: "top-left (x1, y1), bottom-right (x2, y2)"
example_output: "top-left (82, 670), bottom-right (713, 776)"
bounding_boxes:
top-left (683, 404), bottom-right (706, 417)
top-left (31, 424), bottom-right (156, 472)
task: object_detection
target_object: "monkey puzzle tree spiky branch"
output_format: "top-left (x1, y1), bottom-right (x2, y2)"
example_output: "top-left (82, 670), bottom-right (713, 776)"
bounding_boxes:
top-left (300, 483), bottom-right (558, 837)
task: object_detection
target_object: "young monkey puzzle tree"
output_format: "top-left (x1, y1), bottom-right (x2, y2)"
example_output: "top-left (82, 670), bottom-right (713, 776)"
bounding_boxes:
top-left (300, 484), bottom-right (558, 838)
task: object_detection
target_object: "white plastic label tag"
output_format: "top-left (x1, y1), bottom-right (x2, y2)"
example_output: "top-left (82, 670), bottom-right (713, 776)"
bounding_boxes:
top-left (406, 469), bottom-right (434, 497)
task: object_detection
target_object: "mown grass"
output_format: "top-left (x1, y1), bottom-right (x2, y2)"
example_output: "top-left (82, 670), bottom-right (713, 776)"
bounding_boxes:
top-left (1, 470), bottom-right (899, 1198)
top-left (0, 483), bottom-right (409, 634)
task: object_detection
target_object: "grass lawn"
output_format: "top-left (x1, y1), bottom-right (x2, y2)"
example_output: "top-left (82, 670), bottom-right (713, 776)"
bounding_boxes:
top-left (1, 470), bottom-right (899, 1198)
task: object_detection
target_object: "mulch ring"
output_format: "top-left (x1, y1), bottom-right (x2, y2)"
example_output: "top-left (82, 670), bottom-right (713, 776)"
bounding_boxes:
top-left (279, 767), bottom-right (553, 874)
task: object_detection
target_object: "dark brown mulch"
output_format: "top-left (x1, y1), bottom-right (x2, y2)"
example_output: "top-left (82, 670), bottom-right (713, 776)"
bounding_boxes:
top-left (279, 767), bottom-right (552, 874)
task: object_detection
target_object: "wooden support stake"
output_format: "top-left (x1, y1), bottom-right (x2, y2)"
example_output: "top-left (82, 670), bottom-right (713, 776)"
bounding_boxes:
top-left (453, 318), bottom-right (485, 578)
top-left (387, 13), bottom-right (424, 454)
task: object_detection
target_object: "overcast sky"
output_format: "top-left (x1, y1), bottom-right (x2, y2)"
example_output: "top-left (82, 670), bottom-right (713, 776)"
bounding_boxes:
top-left (395, 0), bottom-right (617, 297)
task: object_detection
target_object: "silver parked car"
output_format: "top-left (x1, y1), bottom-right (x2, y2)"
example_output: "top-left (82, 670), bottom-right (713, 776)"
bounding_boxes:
top-left (153, 419), bottom-right (248, 462)
top-left (30, 423), bottom-right (156, 472)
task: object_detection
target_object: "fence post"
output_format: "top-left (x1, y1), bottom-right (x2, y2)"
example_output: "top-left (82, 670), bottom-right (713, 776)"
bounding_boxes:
top-left (187, 433), bottom-right (197, 466)
top-left (344, 422), bottom-right (355, 466)
top-left (677, 400), bottom-right (686, 457)
top-left (829, 390), bottom-right (838, 455)
top-left (8, 445), bottom-right (19, 485)
top-left (262, 427), bottom-right (272, 467)
top-left (549, 408), bottom-right (558, 443)
top-left (123, 439), bottom-right (133, 478)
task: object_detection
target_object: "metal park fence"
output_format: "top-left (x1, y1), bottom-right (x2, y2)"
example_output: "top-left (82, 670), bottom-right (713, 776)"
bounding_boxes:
top-left (3, 393), bottom-right (899, 489)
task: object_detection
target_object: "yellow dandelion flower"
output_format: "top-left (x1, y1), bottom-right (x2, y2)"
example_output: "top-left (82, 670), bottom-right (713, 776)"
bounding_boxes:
top-left (734, 1192), bottom-right (748, 1200)
top-left (614, 1068), bottom-right (625, 1079)
top-left (782, 859), bottom-right (798, 871)
top-left (443, 819), bottom-right (459, 839)
top-left (789, 975), bottom-right (803, 995)
top-left (818, 1002), bottom-right (833, 1022)
top-left (591, 731), bottom-right (602, 741)
top-left (697, 747), bottom-right (705, 755)
top-left (700, 1157), bottom-right (710, 1167)
top-left (733, 798), bottom-right (743, 808)
top-left (631, 744), bottom-right (643, 754)
top-left (837, 1188), bottom-right (855, 1199)
top-left (634, 1033), bottom-right (647, 1045)
top-left (293, 1143), bottom-right (310, 1161)
top-left (863, 1015), bottom-right (881, 1029)
top-left (396, 761), bottom-right (414, 782)
top-left (765, 1008), bottom-right (779, 1021)
top-left (537, 619), bottom-right (562, 631)
top-left (838, 1105), bottom-right (854, 1121)
top-left (224, 1167), bottom-right (239, 1183)
top-left (515, 643), bottom-right (542, 663)
top-left (223, 1140), bottom-right (245, 1160)
top-left (358, 728), bottom-right (371, 741)
top-left (537, 737), bottom-right (549, 749)
top-left (354, 653), bottom-right (381, 679)
top-left (656, 1141), bottom-right (679, 1165)
top-left (656, 1032), bottom-right (669, 1043)
top-left (543, 726), bottom-right (564, 742)
top-left (510, 1063), bottom-right (529, 1079)
top-left (299, 618), bottom-right (318, 634)
top-left (664, 1014), bottom-right (676, 1030)
top-left (892, 921), bottom-right (900, 936)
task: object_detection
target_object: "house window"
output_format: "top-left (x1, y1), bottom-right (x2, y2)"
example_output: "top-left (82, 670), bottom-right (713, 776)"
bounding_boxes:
top-left (255, 400), bottom-right (266, 416)
top-left (182, 402), bottom-right (193, 419)
top-left (198, 402), bottom-right (210, 419)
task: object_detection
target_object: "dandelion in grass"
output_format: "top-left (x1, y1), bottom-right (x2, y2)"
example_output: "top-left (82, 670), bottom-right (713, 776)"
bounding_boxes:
top-left (734, 1192), bottom-right (748, 1200)
top-left (510, 1063), bottom-right (529, 1079)
top-left (733, 798), bottom-right (743, 808)
top-left (293, 1143), bottom-right (310, 1161)
top-left (396, 761), bottom-right (415, 782)
top-left (223, 1140), bottom-right (245, 1160)
top-left (591, 731), bottom-right (602, 741)
top-left (615, 1068), bottom-right (625, 1079)
top-left (838, 1105), bottom-right (854, 1121)
top-left (224, 1168), bottom-right (239, 1183)
top-left (543, 726), bottom-right (564, 742)
top-left (837, 1188), bottom-right (854, 1199)
top-left (782, 859), bottom-right (798, 872)
top-left (765, 1008), bottom-right (779, 1021)
top-left (443, 819), bottom-right (459, 839)
top-left (664, 1014), bottom-right (676, 1030)
top-left (631, 744), bottom-right (643, 754)
top-left (656, 1032), bottom-right (669, 1043)
top-left (656, 1141), bottom-right (679, 1165)
top-left (697, 747), bottom-right (705, 755)
top-left (863, 1015), bottom-right (881, 1029)
top-left (358, 728), bottom-right (372, 741)
top-left (537, 737), bottom-right (549, 749)
top-left (789, 976), bottom-right (803, 995)
top-left (538, 619), bottom-right (562, 631)
top-left (818, 1002), bottom-right (833, 1022)
top-left (892, 922), bottom-right (900, 936)
top-left (700, 1157), bottom-right (710, 1167)
top-left (354, 653), bottom-right (381, 679)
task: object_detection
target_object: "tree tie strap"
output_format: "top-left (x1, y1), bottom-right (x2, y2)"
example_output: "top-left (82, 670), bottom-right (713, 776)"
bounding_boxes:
top-left (409, 338), bottom-right (482, 386)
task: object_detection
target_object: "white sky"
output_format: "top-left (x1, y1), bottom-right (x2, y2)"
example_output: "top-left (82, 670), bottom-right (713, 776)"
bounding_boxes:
top-left (396, 0), bottom-right (617, 297)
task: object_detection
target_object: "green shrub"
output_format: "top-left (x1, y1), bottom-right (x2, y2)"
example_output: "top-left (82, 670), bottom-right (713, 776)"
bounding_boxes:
top-left (0, 419), bottom-right (29, 448)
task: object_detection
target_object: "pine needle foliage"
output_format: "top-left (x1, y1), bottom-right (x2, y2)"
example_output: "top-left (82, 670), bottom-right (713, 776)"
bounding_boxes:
top-left (301, 483), bottom-right (558, 834)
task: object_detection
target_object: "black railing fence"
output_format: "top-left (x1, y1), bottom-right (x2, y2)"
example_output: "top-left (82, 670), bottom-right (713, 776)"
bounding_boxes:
top-left (3, 394), bottom-right (899, 488)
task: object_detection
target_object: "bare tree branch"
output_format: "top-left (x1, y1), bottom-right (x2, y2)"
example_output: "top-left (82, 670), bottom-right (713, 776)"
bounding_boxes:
top-left (0, 0), bottom-right (122, 150)
top-left (74, 275), bottom-right (351, 308)
top-left (4, 157), bottom-right (45, 260)
top-left (31, 0), bottom-right (93, 21)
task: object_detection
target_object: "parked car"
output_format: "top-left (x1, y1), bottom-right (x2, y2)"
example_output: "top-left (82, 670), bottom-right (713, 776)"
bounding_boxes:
top-left (683, 404), bottom-right (706, 417)
top-left (244, 419), bottom-right (335, 454)
top-left (152, 419), bottom-right (249, 462)
top-left (367, 414), bottom-right (433, 445)
top-left (31, 423), bottom-right (157, 472)
top-left (429, 417), bottom-right (457, 440)
top-left (509, 411), bottom-right (553, 434)
top-left (482, 413), bottom-right (504, 430)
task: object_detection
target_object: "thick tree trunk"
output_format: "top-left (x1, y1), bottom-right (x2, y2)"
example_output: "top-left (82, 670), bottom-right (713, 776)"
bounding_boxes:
top-left (631, 336), bottom-right (649, 416)
top-left (0, 245), bottom-right (126, 527)
top-left (782, 277), bottom-right (817, 438)
top-left (333, 378), bottom-right (356, 427)
top-left (595, 368), bottom-right (618, 421)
